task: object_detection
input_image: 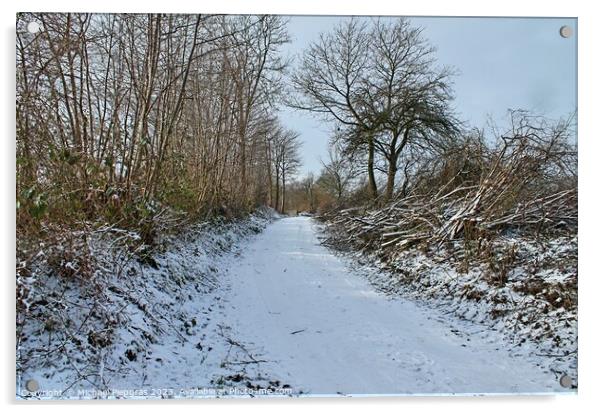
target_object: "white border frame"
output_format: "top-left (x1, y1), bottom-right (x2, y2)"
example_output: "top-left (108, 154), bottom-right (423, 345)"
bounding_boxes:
top-left (3, 1), bottom-right (598, 412)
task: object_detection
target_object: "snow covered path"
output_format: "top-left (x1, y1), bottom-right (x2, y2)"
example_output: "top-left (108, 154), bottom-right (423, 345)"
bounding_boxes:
top-left (222, 216), bottom-right (562, 395)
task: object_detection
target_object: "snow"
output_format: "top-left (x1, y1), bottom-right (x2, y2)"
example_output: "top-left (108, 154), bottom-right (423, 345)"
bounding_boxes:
top-left (221, 217), bottom-right (571, 395)
top-left (17, 214), bottom-right (574, 399)
top-left (318, 219), bottom-right (577, 390)
top-left (17, 209), bottom-right (287, 399)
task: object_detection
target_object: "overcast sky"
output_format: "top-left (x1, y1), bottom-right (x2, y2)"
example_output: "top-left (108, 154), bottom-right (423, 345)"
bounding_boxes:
top-left (278, 16), bottom-right (577, 176)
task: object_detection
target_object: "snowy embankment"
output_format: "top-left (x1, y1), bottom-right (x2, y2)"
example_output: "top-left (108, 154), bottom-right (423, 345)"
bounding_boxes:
top-left (17, 212), bottom-right (576, 398)
top-left (16, 207), bottom-right (289, 399)
top-left (318, 218), bottom-right (577, 388)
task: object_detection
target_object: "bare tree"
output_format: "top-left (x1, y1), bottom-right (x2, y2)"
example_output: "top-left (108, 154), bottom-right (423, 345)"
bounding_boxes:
top-left (271, 127), bottom-right (302, 213)
top-left (367, 19), bottom-right (459, 200)
top-left (289, 19), bottom-right (380, 199)
top-left (222, 16), bottom-right (289, 206)
top-left (317, 142), bottom-right (362, 202)
top-left (301, 173), bottom-right (317, 212)
top-left (291, 17), bottom-right (460, 201)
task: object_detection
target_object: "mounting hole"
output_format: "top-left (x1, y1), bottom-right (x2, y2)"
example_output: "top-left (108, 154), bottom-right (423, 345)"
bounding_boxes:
top-left (27, 21), bottom-right (41, 34)
top-left (25, 379), bottom-right (39, 392)
top-left (559, 374), bottom-right (572, 388)
top-left (559, 25), bottom-right (573, 38)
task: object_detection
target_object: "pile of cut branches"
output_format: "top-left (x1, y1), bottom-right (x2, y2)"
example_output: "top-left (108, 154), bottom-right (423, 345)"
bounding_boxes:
top-left (322, 113), bottom-right (577, 256)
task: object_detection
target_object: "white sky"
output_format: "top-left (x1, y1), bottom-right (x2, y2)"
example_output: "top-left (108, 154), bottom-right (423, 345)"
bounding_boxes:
top-left (278, 16), bottom-right (577, 176)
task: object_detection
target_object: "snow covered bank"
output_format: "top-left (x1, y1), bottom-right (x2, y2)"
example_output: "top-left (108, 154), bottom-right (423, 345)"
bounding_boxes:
top-left (16, 209), bottom-right (576, 398)
top-left (16, 207), bottom-right (289, 399)
top-left (318, 218), bottom-right (577, 389)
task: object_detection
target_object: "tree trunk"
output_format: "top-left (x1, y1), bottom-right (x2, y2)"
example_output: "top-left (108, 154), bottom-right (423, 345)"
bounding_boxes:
top-left (281, 170), bottom-right (286, 213)
top-left (274, 170), bottom-right (280, 210)
top-left (266, 141), bottom-right (273, 207)
top-left (367, 136), bottom-right (378, 199)
top-left (385, 155), bottom-right (397, 201)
